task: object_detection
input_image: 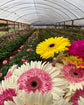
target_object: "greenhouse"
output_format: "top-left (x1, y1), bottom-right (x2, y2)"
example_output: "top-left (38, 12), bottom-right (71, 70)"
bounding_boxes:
top-left (0, 0), bottom-right (84, 105)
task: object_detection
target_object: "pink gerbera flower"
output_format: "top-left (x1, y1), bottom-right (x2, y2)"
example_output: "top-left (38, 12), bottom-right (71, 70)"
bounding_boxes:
top-left (61, 64), bottom-right (84, 83)
top-left (27, 49), bottom-right (31, 52)
top-left (2, 60), bottom-right (7, 64)
top-left (23, 60), bottom-right (28, 63)
top-left (21, 59), bottom-right (25, 62)
top-left (67, 39), bottom-right (84, 61)
top-left (17, 68), bottom-right (52, 94)
top-left (0, 73), bottom-right (2, 77)
top-left (1, 43), bottom-right (4, 46)
top-left (0, 88), bottom-right (17, 105)
top-left (70, 88), bottom-right (84, 105)
top-left (22, 56), bottom-right (26, 58)
top-left (10, 56), bottom-right (14, 60)
top-left (28, 45), bottom-right (32, 47)
top-left (17, 49), bottom-right (21, 52)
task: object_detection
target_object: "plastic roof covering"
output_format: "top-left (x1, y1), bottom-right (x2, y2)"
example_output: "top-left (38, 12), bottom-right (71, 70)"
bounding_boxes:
top-left (0, 0), bottom-right (84, 25)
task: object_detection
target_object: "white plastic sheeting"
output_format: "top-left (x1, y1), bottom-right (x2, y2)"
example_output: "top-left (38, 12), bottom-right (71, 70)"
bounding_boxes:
top-left (0, 0), bottom-right (84, 24)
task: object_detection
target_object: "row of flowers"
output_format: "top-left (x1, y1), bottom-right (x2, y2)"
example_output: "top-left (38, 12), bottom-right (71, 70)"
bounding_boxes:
top-left (0, 28), bottom-right (27, 38)
top-left (0, 29), bottom-right (23, 43)
top-left (46, 29), bottom-right (75, 42)
top-left (0, 29), bottom-right (32, 49)
top-left (58, 28), bottom-right (84, 35)
top-left (0, 31), bottom-right (41, 80)
top-left (0, 29), bottom-right (31, 46)
top-left (0, 29), bottom-right (34, 61)
top-left (50, 29), bottom-right (84, 41)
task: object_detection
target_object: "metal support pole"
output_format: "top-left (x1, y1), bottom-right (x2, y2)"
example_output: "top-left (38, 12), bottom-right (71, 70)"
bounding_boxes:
top-left (72, 20), bottom-right (74, 30)
top-left (64, 22), bottom-right (65, 29)
top-left (59, 23), bottom-right (60, 28)
top-left (7, 20), bottom-right (9, 32)
top-left (56, 23), bottom-right (57, 28)
top-left (55, 25), bottom-right (56, 29)
top-left (56, 23), bottom-right (58, 29)
top-left (14, 22), bottom-right (15, 30)
top-left (71, 20), bottom-right (74, 34)
top-left (18, 23), bottom-right (19, 29)
top-left (61, 23), bottom-right (63, 28)
top-left (27, 25), bottom-right (29, 28)
top-left (21, 23), bottom-right (22, 29)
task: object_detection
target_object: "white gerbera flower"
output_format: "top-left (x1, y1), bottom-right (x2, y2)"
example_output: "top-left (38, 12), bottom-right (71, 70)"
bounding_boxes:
top-left (4, 90), bottom-right (53, 105)
top-left (7, 61), bottom-right (67, 101)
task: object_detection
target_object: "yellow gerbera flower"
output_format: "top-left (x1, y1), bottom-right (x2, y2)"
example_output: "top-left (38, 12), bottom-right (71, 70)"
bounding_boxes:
top-left (36, 37), bottom-right (71, 59)
top-left (63, 56), bottom-right (84, 68)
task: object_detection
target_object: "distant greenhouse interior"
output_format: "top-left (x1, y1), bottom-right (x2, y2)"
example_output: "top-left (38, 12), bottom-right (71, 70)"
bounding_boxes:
top-left (0, 0), bottom-right (84, 28)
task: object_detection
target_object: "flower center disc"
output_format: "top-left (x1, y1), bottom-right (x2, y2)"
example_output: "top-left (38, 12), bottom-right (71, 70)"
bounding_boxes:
top-left (31, 81), bottom-right (37, 88)
top-left (73, 72), bottom-right (78, 76)
top-left (28, 78), bottom-right (41, 91)
top-left (49, 44), bottom-right (55, 47)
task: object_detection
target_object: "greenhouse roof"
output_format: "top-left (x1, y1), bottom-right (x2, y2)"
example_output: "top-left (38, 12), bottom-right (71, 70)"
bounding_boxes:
top-left (0, 0), bottom-right (84, 25)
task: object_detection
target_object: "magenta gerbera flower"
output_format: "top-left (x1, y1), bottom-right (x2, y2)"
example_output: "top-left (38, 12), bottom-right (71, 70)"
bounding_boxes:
top-left (67, 39), bottom-right (84, 61)
top-left (0, 88), bottom-right (17, 105)
top-left (70, 88), bottom-right (84, 105)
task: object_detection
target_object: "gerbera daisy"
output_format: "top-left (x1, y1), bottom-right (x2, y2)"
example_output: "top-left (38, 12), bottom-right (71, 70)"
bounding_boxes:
top-left (67, 39), bottom-right (84, 61)
top-left (10, 61), bottom-right (66, 101)
top-left (62, 56), bottom-right (84, 69)
top-left (61, 63), bottom-right (84, 91)
top-left (4, 90), bottom-right (53, 105)
top-left (0, 78), bottom-right (18, 105)
top-left (70, 88), bottom-right (84, 105)
top-left (36, 37), bottom-right (71, 59)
